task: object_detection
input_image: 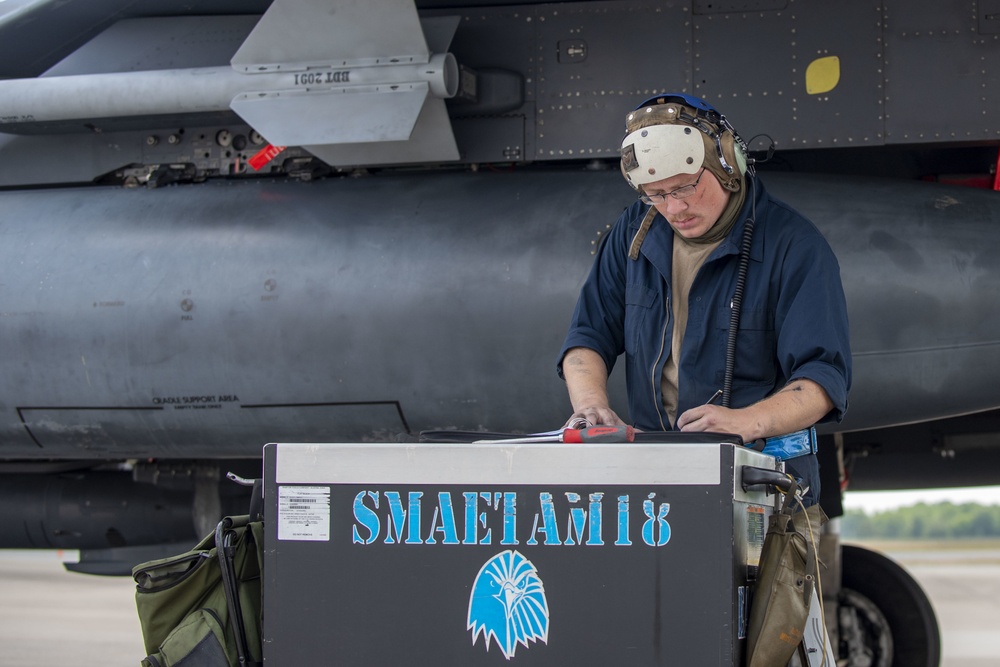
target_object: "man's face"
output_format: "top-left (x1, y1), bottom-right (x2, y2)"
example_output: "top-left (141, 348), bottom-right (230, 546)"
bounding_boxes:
top-left (644, 169), bottom-right (731, 240)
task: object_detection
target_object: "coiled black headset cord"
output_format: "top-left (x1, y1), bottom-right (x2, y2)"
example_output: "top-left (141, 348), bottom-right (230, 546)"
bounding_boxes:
top-left (722, 180), bottom-right (757, 408)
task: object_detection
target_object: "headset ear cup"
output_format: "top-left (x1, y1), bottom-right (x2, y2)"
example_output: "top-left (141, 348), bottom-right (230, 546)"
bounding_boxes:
top-left (735, 141), bottom-right (748, 176)
top-left (722, 132), bottom-right (748, 177)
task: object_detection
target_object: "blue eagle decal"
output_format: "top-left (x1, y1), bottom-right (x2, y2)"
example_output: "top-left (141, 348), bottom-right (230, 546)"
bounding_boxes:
top-left (467, 550), bottom-right (550, 659)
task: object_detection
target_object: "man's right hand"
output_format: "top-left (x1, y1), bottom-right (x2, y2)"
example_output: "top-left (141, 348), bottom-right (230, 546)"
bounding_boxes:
top-left (563, 407), bottom-right (627, 429)
top-left (561, 347), bottom-right (627, 428)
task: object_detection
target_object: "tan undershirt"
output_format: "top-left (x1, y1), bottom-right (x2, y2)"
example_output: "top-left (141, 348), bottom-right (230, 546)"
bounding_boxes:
top-left (640, 174), bottom-right (745, 427)
top-left (661, 235), bottom-right (723, 426)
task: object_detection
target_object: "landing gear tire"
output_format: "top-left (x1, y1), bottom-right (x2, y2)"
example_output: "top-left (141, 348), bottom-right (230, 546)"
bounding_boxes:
top-left (839, 545), bottom-right (941, 667)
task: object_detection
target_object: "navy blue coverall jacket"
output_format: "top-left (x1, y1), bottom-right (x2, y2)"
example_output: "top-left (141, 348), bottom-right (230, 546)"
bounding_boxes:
top-left (558, 176), bottom-right (852, 432)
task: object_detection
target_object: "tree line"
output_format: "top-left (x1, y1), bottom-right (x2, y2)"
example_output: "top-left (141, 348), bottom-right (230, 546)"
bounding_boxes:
top-left (840, 501), bottom-right (1000, 540)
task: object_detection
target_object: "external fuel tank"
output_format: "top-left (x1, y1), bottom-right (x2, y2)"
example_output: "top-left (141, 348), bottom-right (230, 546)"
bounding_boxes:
top-left (2, 169), bottom-right (999, 460)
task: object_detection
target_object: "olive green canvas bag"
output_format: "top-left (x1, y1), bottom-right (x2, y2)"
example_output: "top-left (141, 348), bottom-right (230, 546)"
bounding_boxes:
top-left (132, 516), bottom-right (264, 667)
top-left (746, 478), bottom-right (827, 667)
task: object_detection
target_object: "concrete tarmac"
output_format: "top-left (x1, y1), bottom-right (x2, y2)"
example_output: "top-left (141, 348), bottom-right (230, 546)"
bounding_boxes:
top-left (0, 552), bottom-right (143, 666)
top-left (0, 544), bottom-right (998, 666)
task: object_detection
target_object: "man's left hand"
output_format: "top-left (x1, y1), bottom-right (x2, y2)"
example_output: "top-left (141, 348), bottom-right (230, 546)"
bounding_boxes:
top-left (677, 379), bottom-right (834, 443)
top-left (676, 405), bottom-right (757, 442)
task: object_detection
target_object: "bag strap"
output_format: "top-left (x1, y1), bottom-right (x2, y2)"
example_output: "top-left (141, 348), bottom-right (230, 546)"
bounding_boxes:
top-left (216, 516), bottom-right (260, 667)
top-left (777, 480), bottom-right (822, 604)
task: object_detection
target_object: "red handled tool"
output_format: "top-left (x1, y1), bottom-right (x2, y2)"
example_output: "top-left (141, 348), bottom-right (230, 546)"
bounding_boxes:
top-left (561, 425), bottom-right (635, 443)
top-left (473, 425), bottom-right (635, 444)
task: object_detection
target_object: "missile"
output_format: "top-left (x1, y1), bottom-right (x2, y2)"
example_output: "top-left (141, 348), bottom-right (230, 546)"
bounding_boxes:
top-left (0, 0), bottom-right (461, 165)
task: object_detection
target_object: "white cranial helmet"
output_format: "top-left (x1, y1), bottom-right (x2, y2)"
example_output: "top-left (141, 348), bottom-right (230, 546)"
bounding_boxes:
top-left (620, 93), bottom-right (751, 194)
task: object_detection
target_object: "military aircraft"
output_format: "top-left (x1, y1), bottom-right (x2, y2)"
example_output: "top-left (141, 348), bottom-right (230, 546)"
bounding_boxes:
top-left (3, 0), bottom-right (1000, 664)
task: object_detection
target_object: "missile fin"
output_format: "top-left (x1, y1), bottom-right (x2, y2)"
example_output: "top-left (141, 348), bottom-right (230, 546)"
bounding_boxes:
top-left (304, 98), bottom-right (459, 166)
top-left (232, 0), bottom-right (430, 72)
top-left (232, 83), bottom-right (428, 147)
top-left (421, 15), bottom-right (461, 55)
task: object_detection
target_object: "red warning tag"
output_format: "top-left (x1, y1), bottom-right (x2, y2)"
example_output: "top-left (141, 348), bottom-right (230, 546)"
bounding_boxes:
top-left (249, 144), bottom-right (287, 171)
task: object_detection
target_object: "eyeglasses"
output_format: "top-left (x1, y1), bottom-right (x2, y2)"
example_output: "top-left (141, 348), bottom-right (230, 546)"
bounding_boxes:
top-left (639, 168), bottom-right (705, 204)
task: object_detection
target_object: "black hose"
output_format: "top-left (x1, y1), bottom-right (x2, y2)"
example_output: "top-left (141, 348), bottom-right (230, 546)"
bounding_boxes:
top-left (722, 181), bottom-right (757, 407)
top-left (740, 465), bottom-right (792, 493)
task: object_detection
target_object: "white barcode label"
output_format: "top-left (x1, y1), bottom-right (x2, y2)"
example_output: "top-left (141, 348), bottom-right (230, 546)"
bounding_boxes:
top-left (278, 485), bottom-right (331, 541)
